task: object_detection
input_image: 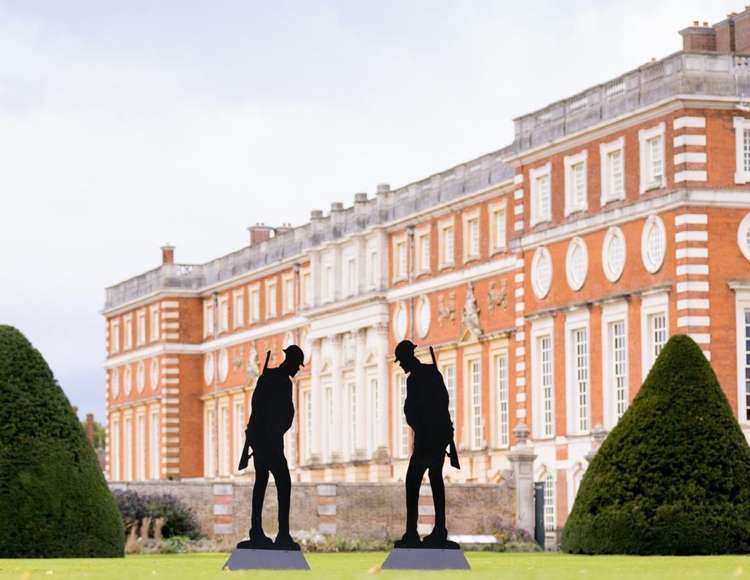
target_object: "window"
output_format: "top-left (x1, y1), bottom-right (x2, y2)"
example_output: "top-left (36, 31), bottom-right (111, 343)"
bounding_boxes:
top-left (204, 408), bottom-right (216, 477)
top-left (641, 215), bottom-right (666, 273)
top-left (494, 352), bottom-right (509, 448)
top-left (136, 361), bottom-right (145, 393)
top-left (743, 309), bottom-right (750, 421)
top-left (489, 203), bottom-right (506, 253)
top-left (149, 409), bottom-right (159, 480)
top-left (531, 246), bottom-right (553, 299)
top-left (571, 327), bottom-right (589, 434)
top-left (532, 321), bottom-right (555, 439)
top-left (565, 237), bottom-right (588, 291)
top-left (301, 270), bottom-right (312, 307)
top-left (539, 336), bottom-right (554, 437)
top-left (249, 286), bottom-right (260, 322)
top-left (284, 276), bottom-right (295, 312)
top-left (602, 227), bottom-right (626, 282)
top-left (648, 314), bottom-right (667, 363)
top-left (233, 400), bottom-right (244, 471)
top-left (150, 306), bottom-right (160, 341)
top-left (266, 280), bottom-right (277, 319)
top-left (464, 213), bottom-right (480, 261)
top-left (439, 222), bottom-right (455, 268)
top-left (111, 368), bottom-right (120, 398)
top-left (737, 213), bottom-right (750, 263)
top-left (418, 234), bottom-right (430, 273)
top-left (136, 413), bottom-right (145, 480)
top-left (639, 123), bottom-right (665, 193)
top-left (218, 404), bottom-right (229, 476)
top-left (124, 316), bottom-right (133, 350)
top-left (641, 292), bottom-right (669, 379)
top-left (124, 366), bottom-right (132, 396)
top-left (368, 250), bottom-right (378, 288)
top-left (348, 381), bottom-right (357, 455)
top-left (600, 137), bottom-right (625, 204)
top-left (604, 313), bottom-right (629, 428)
top-left (346, 258), bottom-right (356, 296)
top-left (137, 310), bottom-right (146, 346)
top-left (530, 163), bottom-right (552, 226)
top-left (395, 240), bottom-right (407, 280)
top-left (397, 373), bottom-right (409, 458)
top-left (110, 319), bottom-right (120, 354)
top-left (204, 301), bottom-right (215, 337)
top-left (468, 358), bottom-right (482, 450)
top-left (123, 416), bottom-right (133, 481)
top-left (564, 151), bottom-right (588, 215)
top-left (218, 296), bottom-right (229, 332)
top-left (322, 264), bottom-right (333, 301)
top-left (734, 117), bottom-right (750, 184)
top-left (111, 416), bottom-right (120, 480)
top-left (325, 384), bottom-right (333, 461)
top-left (543, 472), bottom-right (556, 531)
top-left (302, 389), bottom-right (312, 461)
top-left (370, 377), bottom-right (379, 430)
top-left (442, 364), bottom-right (456, 424)
top-left (233, 292), bottom-right (244, 328)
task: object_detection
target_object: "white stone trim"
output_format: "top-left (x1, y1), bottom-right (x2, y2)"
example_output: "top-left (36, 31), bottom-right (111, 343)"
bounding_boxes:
top-left (514, 188), bottom-right (524, 200)
top-left (565, 237), bottom-right (588, 291)
top-left (601, 300), bottom-right (629, 430)
top-left (675, 230), bottom-right (708, 243)
top-left (738, 212), bottom-right (750, 263)
top-left (639, 122), bottom-right (666, 194)
top-left (676, 299), bottom-right (710, 310)
top-left (674, 170), bottom-right (707, 183)
top-left (599, 136), bottom-right (625, 206)
top-left (563, 149), bottom-right (588, 216)
top-left (530, 316), bottom-right (555, 440)
top-left (640, 291), bottom-right (669, 381)
top-left (531, 246), bottom-right (553, 299)
top-left (676, 264), bottom-right (709, 276)
top-left (677, 316), bottom-right (710, 327)
top-left (676, 281), bottom-right (709, 293)
top-left (734, 117), bottom-right (750, 184)
top-left (602, 226), bottom-right (626, 282)
top-left (676, 247), bottom-right (708, 260)
top-left (641, 215), bottom-right (666, 274)
top-left (673, 116), bottom-right (705, 129)
top-left (675, 213), bottom-right (708, 226)
top-left (673, 134), bottom-right (706, 147)
top-left (674, 152), bottom-right (707, 165)
top-left (529, 163), bottom-right (552, 226)
top-left (688, 333), bottom-right (711, 344)
top-left (564, 308), bottom-right (590, 435)
top-left (734, 288), bottom-right (750, 424)
top-left (513, 173), bottom-right (524, 185)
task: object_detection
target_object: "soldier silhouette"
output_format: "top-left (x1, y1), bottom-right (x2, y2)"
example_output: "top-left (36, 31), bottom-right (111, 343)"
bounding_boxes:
top-left (237, 345), bottom-right (304, 551)
top-left (394, 340), bottom-right (461, 550)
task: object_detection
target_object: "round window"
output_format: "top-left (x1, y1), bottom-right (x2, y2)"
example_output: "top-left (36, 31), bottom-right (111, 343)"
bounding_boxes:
top-left (124, 366), bottom-right (132, 396)
top-left (393, 302), bottom-right (408, 341)
top-left (641, 215), bottom-right (666, 273)
top-left (150, 359), bottom-right (159, 390)
top-left (532, 246), bottom-right (553, 299)
top-left (136, 361), bottom-right (145, 393)
top-left (111, 368), bottom-right (120, 398)
top-left (416, 296), bottom-right (431, 338)
top-left (602, 227), bottom-right (626, 282)
top-left (566, 237), bottom-right (588, 291)
top-left (738, 213), bottom-right (750, 263)
top-left (218, 349), bottom-right (229, 382)
top-left (204, 353), bottom-right (215, 385)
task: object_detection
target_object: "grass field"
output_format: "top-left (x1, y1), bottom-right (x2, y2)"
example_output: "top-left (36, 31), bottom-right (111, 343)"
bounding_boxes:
top-left (2, 552), bottom-right (750, 580)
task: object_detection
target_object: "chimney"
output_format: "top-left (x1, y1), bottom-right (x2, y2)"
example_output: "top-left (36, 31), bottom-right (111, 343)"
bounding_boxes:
top-left (734, 8), bottom-right (750, 53)
top-left (274, 223), bottom-right (293, 237)
top-left (310, 209), bottom-right (323, 221)
top-left (247, 223), bottom-right (273, 246)
top-left (161, 244), bottom-right (175, 265)
top-left (330, 201), bottom-right (344, 212)
top-left (86, 413), bottom-right (95, 445)
top-left (679, 21), bottom-right (717, 52)
top-left (376, 183), bottom-right (390, 195)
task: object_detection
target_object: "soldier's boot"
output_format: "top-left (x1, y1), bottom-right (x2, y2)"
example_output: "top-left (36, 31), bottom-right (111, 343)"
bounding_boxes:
top-left (237, 527), bottom-right (274, 549)
top-left (394, 530), bottom-right (421, 549)
top-left (422, 526), bottom-right (460, 550)
top-left (274, 532), bottom-right (301, 551)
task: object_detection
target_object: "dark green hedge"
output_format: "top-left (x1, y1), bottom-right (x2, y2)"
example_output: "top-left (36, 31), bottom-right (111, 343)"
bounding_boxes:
top-left (0, 325), bottom-right (124, 557)
top-left (562, 334), bottom-right (750, 554)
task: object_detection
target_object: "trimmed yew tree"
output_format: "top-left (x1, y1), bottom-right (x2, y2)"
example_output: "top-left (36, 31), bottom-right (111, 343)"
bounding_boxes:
top-left (562, 334), bottom-right (750, 554)
top-left (0, 325), bottom-right (124, 557)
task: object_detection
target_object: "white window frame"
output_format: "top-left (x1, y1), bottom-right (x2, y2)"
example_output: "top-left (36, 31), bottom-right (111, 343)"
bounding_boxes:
top-left (233, 398), bottom-right (245, 473)
top-left (531, 317), bottom-right (555, 439)
top-left (641, 215), bottom-right (667, 273)
top-left (491, 346), bottom-right (510, 448)
top-left (204, 407), bottom-right (216, 477)
top-left (564, 150), bottom-right (588, 216)
top-left (149, 406), bottom-right (159, 480)
top-left (600, 137), bottom-right (625, 205)
top-left (345, 256), bottom-right (357, 296)
top-left (734, 117), bottom-right (750, 184)
top-left (300, 386), bottom-right (312, 463)
top-left (395, 372), bottom-right (409, 458)
top-left (110, 319), bottom-right (120, 354)
top-left (282, 274), bottom-right (295, 313)
top-left (465, 355), bottom-right (483, 450)
top-left (738, 212), bottom-right (750, 263)
top-left (218, 401), bottom-right (230, 476)
top-left (110, 413), bottom-right (121, 481)
top-left (602, 226), bottom-right (627, 282)
top-left (123, 315), bottom-right (133, 350)
top-left (136, 410), bottom-right (146, 480)
top-left (393, 235), bottom-right (408, 282)
top-left (123, 413), bottom-right (133, 481)
top-left (488, 201), bottom-right (507, 255)
top-left (136, 309), bottom-right (146, 346)
top-left (417, 228), bottom-right (431, 274)
top-left (734, 288), bottom-right (750, 425)
top-left (565, 309), bottom-right (590, 436)
top-left (440, 354), bottom-right (457, 426)
top-left (367, 248), bottom-right (379, 289)
top-left (218, 295), bottom-right (229, 332)
top-left (203, 300), bottom-right (215, 337)
top-left (640, 291), bottom-right (669, 381)
top-left (602, 300), bottom-right (629, 429)
top-left (233, 290), bottom-right (245, 329)
top-left (539, 468), bottom-right (556, 531)
top-left (265, 279), bottom-right (277, 319)
top-left (438, 217), bottom-right (455, 269)
top-left (249, 284), bottom-right (260, 322)
top-left (531, 246), bottom-right (553, 299)
top-left (463, 209), bottom-right (481, 262)
top-left (639, 123), bottom-right (666, 193)
top-left (530, 163), bottom-right (552, 226)
top-left (565, 236), bottom-right (588, 292)
top-left (300, 269), bottom-right (312, 307)
top-left (149, 305), bottom-right (160, 342)
top-left (347, 379), bottom-right (357, 457)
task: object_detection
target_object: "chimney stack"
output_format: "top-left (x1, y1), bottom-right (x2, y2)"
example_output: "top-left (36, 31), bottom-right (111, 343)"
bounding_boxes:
top-left (679, 21), bottom-right (717, 52)
top-left (86, 413), bottom-right (95, 445)
top-left (247, 223), bottom-right (274, 246)
top-left (274, 223), bottom-right (293, 237)
top-left (161, 244), bottom-right (175, 265)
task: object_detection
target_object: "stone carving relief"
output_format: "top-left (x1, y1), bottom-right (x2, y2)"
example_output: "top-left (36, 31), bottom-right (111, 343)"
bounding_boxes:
top-left (488, 279), bottom-right (508, 313)
top-left (462, 282), bottom-right (482, 339)
top-left (437, 291), bottom-right (456, 326)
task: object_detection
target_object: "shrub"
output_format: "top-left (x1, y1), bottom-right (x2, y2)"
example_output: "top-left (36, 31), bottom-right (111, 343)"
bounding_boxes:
top-left (113, 489), bottom-right (146, 529)
top-left (0, 326), bottom-right (124, 557)
top-left (562, 335), bottom-right (750, 555)
top-left (142, 493), bottom-right (201, 539)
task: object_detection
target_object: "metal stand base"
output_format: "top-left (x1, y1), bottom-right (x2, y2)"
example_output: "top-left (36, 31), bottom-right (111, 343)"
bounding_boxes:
top-left (381, 548), bottom-right (471, 570)
top-left (223, 548), bottom-right (311, 570)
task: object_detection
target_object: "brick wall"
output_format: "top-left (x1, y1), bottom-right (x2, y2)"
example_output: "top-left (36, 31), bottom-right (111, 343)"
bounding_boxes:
top-left (111, 479), bottom-right (515, 544)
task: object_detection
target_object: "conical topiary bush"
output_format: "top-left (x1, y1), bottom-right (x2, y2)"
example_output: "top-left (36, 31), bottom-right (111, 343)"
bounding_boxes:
top-left (562, 334), bottom-right (750, 555)
top-left (0, 325), bottom-right (124, 557)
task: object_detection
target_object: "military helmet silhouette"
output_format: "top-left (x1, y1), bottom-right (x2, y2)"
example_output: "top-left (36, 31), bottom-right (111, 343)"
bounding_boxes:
top-left (283, 344), bottom-right (305, 366)
top-left (394, 340), bottom-right (417, 363)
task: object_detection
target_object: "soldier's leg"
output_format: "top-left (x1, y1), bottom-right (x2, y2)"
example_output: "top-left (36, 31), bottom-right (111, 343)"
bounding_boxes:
top-left (405, 453), bottom-right (428, 536)
top-left (251, 455), bottom-right (270, 533)
top-left (427, 454), bottom-right (446, 532)
top-left (269, 456), bottom-right (291, 537)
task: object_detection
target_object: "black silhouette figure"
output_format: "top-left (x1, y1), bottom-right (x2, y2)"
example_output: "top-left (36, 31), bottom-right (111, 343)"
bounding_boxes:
top-left (394, 340), bottom-right (461, 550)
top-left (237, 345), bottom-right (304, 551)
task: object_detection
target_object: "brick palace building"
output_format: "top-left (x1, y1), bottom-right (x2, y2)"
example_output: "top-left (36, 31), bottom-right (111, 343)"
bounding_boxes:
top-left (103, 12), bottom-right (750, 534)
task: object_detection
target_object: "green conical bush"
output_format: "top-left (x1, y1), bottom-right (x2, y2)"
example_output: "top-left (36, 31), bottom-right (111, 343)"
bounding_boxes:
top-left (562, 334), bottom-right (750, 555)
top-left (0, 325), bottom-right (124, 557)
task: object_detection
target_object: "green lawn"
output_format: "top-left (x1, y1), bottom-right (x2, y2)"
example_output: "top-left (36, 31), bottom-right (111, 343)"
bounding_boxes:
top-left (1, 552), bottom-right (750, 580)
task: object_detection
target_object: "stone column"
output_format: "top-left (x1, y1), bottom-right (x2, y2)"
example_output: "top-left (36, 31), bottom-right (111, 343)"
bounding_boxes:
top-left (353, 328), bottom-right (367, 460)
top-left (507, 424), bottom-right (537, 536)
top-left (330, 334), bottom-right (343, 463)
top-left (309, 338), bottom-right (322, 464)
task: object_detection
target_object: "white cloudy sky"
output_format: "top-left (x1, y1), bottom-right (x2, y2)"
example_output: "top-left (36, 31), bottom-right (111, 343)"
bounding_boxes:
top-left (0, 0), bottom-right (738, 419)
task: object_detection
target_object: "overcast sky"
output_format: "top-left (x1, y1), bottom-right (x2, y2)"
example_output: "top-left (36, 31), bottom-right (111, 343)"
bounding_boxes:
top-left (0, 0), bottom-right (739, 420)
